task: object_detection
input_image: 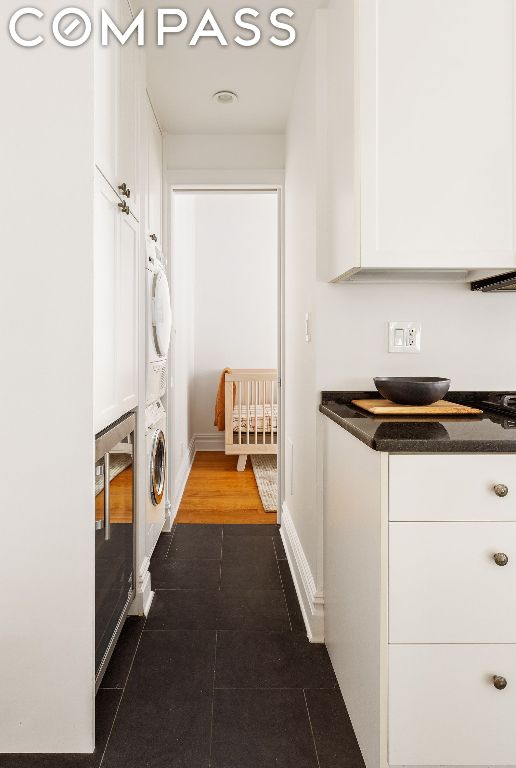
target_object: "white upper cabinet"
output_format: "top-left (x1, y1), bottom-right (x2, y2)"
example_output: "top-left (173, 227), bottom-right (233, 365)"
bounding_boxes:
top-left (94, 0), bottom-right (141, 221)
top-left (326, 0), bottom-right (516, 282)
top-left (146, 96), bottom-right (163, 248)
top-left (94, 170), bottom-right (138, 433)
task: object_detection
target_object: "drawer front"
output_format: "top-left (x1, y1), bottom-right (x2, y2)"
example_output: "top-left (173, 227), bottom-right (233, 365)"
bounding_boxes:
top-left (389, 644), bottom-right (516, 766)
top-left (389, 522), bottom-right (516, 643)
top-left (389, 454), bottom-right (516, 521)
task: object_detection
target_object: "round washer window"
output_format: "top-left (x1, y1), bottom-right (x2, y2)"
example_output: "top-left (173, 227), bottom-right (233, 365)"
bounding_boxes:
top-left (150, 429), bottom-right (166, 506)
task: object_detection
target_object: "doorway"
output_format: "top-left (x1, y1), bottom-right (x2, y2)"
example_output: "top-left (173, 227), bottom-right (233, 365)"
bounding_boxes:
top-left (168, 187), bottom-right (283, 525)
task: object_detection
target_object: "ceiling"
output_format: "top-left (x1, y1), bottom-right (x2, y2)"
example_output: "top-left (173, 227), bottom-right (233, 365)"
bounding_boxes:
top-left (140, 0), bottom-right (323, 134)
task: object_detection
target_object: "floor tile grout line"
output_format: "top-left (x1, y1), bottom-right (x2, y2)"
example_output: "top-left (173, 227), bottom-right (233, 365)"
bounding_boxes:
top-left (218, 527), bottom-right (223, 590)
top-left (98, 615), bottom-right (147, 767)
top-left (274, 536), bottom-right (293, 632)
top-left (303, 689), bottom-right (322, 768)
top-left (208, 630), bottom-right (218, 768)
top-left (212, 686), bottom-right (339, 691)
top-left (162, 521), bottom-right (178, 559)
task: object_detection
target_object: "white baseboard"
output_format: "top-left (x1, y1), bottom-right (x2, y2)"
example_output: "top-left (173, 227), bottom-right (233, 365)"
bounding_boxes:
top-left (129, 556), bottom-right (154, 617)
top-left (172, 437), bottom-right (196, 515)
top-left (195, 433), bottom-right (225, 452)
top-left (280, 501), bottom-right (324, 643)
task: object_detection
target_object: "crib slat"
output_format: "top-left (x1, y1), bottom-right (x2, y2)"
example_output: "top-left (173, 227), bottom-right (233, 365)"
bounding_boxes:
top-left (254, 380), bottom-right (257, 445)
top-left (271, 380), bottom-right (275, 445)
top-left (247, 381), bottom-right (250, 445)
top-left (238, 382), bottom-right (242, 444)
top-left (263, 379), bottom-right (266, 445)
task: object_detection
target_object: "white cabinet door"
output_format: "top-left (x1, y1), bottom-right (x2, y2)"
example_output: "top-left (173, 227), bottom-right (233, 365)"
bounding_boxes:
top-left (94, 0), bottom-right (119, 188)
top-left (94, 170), bottom-right (139, 433)
top-left (360, 0), bottom-right (516, 271)
top-left (146, 96), bottom-right (163, 247)
top-left (117, 209), bottom-right (139, 413)
top-left (117, 0), bottom-right (140, 221)
top-left (389, 454), bottom-right (516, 522)
top-left (94, 172), bottom-right (119, 433)
top-left (390, 522), bottom-right (516, 643)
top-left (94, 0), bottom-right (140, 219)
top-left (389, 644), bottom-right (516, 766)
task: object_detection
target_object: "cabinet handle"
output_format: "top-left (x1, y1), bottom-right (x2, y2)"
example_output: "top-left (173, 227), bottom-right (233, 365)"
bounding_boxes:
top-left (104, 453), bottom-right (110, 541)
top-left (150, 234), bottom-right (158, 242)
top-left (118, 201), bottom-right (130, 215)
top-left (493, 552), bottom-right (509, 567)
top-left (118, 182), bottom-right (131, 198)
top-left (493, 675), bottom-right (508, 690)
top-left (494, 484), bottom-right (509, 498)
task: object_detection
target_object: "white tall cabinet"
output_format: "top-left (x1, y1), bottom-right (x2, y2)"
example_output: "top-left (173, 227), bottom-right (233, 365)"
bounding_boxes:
top-left (323, 419), bottom-right (516, 767)
top-left (93, 0), bottom-right (164, 617)
top-left (326, 0), bottom-right (516, 282)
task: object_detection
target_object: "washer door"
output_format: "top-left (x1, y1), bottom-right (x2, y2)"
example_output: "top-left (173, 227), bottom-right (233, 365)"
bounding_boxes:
top-left (152, 268), bottom-right (172, 358)
top-left (150, 429), bottom-right (166, 506)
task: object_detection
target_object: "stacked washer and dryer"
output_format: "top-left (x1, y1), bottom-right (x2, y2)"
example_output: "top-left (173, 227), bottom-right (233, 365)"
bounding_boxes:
top-left (145, 241), bottom-right (172, 557)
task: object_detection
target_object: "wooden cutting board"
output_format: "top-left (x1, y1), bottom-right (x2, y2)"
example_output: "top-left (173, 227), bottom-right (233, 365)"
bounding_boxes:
top-left (352, 399), bottom-right (483, 416)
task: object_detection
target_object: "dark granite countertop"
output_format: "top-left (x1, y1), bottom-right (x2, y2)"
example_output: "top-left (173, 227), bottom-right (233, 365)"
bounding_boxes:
top-left (320, 391), bottom-right (516, 453)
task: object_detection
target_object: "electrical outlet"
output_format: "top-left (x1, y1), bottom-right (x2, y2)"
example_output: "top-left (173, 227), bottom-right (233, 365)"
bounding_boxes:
top-left (388, 321), bottom-right (422, 354)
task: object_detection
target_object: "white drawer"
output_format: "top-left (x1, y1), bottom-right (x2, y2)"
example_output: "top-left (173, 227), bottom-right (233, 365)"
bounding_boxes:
top-left (389, 522), bottom-right (516, 643)
top-left (389, 454), bottom-right (516, 521)
top-left (389, 644), bottom-right (516, 766)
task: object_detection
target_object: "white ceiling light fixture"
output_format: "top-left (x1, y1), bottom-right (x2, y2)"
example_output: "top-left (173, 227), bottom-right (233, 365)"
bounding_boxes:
top-left (212, 90), bottom-right (239, 105)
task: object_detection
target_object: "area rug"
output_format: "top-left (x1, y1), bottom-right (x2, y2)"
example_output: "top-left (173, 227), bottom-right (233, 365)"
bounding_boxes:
top-left (250, 455), bottom-right (278, 512)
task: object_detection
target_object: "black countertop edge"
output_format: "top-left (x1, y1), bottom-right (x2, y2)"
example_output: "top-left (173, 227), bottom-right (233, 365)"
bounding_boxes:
top-left (319, 391), bottom-right (516, 453)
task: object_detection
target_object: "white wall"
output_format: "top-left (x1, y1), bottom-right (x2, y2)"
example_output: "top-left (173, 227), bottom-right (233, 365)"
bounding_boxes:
top-left (283, 15), bottom-right (326, 629)
top-left (192, 192), bottom-right (278, 437)
top-left (316, 282), bottom-right (516, 391)
top-left (166, 133), bottom-right (285, 171)
top-left (171, 193), bottom-right (196, 505)
top-left (0, 4), bottom-right (95, 752)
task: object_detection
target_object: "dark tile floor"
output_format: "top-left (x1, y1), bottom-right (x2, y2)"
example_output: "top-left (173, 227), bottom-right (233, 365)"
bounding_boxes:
top-left (2, 524), bottom-right (365, 768)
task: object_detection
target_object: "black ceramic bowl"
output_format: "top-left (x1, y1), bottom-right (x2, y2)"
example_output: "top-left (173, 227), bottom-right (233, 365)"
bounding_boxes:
top-left (373, 377), bottom-right (451, 406)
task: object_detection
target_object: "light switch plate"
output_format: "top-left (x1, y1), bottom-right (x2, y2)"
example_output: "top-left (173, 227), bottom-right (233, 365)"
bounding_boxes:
top-left (388, 321), bottom-right (422, 354)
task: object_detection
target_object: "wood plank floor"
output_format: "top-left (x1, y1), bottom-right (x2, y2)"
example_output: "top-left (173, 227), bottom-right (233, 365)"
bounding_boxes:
top-left (96, 466), bottom-right (133, 523)
top-left (176, 451), bottom-right (277, 524)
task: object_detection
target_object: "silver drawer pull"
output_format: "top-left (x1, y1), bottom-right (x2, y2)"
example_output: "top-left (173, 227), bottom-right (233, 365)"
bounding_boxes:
top-left (493, 675), bottom-right (508, 690)
top-left (493, 553), bottom-right (509, 567)
top-left (95, 520), bottom-right (104, 531)
top-left (494, 484), bottom-right (509, 497)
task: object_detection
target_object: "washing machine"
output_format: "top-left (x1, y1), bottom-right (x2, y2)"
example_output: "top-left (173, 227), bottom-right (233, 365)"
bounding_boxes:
top-left (146, 241), bottom-right (172, 406)
top-left (145, 400), bottom-right (167, 557)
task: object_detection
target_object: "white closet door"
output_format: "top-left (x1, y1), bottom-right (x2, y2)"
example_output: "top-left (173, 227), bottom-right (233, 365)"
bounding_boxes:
top-left (94, 0), bottom-right (119, 187)
top-left (117, 209), bottom-right (139, 413)
top-left (94, 172), bottom-right (119, 433)
top-left (118, 0), bottom-right (140, 221)
top-left (146, 97), bottom-right (163, 247)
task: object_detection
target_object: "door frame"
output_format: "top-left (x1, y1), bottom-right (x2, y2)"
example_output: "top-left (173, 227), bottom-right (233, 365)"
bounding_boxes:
top-left (166, 182), bottom-right (285, 524)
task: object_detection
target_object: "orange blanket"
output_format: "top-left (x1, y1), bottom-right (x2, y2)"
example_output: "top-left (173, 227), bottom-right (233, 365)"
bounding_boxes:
top-left (214, 368), bottom-right (236, 432)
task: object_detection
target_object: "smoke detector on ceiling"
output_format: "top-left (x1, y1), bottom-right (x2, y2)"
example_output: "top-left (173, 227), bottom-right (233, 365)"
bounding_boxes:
top-left (213, 90), bottom-right (239, 105)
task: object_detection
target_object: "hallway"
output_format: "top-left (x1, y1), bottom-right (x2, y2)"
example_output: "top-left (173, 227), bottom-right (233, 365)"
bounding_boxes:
top-left (176, 452), bottom-right (275, 524)
top-left (4, 524), bottom-right (364, 767)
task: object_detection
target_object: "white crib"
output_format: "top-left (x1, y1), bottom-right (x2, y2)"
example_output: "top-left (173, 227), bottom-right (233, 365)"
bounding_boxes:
top-left (224, 369), bottom-right (278, 471)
